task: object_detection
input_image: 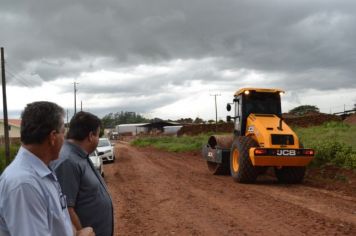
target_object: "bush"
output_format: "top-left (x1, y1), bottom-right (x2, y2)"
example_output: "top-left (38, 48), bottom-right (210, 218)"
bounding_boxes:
top-left (310, 140), bottom-right (356, 169)
top-left (296, 122), bottom-right (356, 169)
top-left (289, 105), bottom-right (319, 115)
top-left (343, 153), bottom-right (356, 169)
top-left (0, 145), bottom-right (20, 173)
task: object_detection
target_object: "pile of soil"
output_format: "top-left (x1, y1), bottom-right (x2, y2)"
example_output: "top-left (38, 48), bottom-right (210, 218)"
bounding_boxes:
top-left (283, 113), bottom-right (341, 127)
top-left (177, 123), bottom-right (233, 136)
top-left (177, 113), bottom-right (341, 136)
top-left (305, 165), bottom-right (356, 196)
top-left (344, 113), bottom-right (356, 125)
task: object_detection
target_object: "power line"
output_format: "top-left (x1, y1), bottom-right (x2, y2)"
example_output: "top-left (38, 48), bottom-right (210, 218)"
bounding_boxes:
top-left (10, 67), bottom-right (33, 87)
top-left (4, 63), bottom-right (34, 88)
top-left (5, 69), bottom-right (32, 87)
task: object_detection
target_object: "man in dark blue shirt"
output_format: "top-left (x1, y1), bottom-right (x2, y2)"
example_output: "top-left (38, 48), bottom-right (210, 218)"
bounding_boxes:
top-left (52, 111), bottom-right (114, 236)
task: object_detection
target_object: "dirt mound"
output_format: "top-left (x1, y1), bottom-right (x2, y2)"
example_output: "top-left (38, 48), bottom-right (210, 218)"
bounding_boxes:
top-left (283, 113), bottom-right (341, 127)
top-left (177, 113), bottom-right (342, 136)
top-left (344, 113), bottom-right (356, 125)
top-left (177, 123), bottom-right (233, 136)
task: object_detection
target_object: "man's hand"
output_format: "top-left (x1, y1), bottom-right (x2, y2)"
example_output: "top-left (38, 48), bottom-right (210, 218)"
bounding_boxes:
top-left (76, 227), bottom-right (95, 236)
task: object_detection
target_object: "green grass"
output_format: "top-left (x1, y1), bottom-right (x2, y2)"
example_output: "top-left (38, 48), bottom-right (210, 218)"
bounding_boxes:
top-left (294, 122), bottom-right (356, 151)
top-left (131, 133), bottom-right (216, 152)
top-left (295, 122), bottom-right (356, 169)
top-left (0, 145), bottom-right (20, 173)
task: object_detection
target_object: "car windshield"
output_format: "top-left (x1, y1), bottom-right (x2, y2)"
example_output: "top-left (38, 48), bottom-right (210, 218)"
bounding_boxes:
top-left (98, 139), bottom-right (111, 147)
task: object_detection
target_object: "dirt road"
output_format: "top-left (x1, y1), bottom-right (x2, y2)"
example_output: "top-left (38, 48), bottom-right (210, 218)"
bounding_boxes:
top-left (105, 142), bottom-right (356, 236)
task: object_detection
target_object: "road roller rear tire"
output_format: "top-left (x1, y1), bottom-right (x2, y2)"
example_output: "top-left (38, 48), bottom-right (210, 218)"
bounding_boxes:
top-left (230, 136), bottom-right (258, 183)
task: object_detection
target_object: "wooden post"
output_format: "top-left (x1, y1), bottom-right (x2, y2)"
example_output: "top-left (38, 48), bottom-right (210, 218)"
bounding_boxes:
top-left (1, 47), bottom-right (11, 166)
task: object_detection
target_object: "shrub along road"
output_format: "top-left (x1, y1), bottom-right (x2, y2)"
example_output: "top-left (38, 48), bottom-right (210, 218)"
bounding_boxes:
top-left (105, 141), bottom-right (356, 236)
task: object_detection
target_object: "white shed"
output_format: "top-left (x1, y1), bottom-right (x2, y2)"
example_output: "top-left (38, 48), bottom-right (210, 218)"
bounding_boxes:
top-left (115, 123), bottom-right (149, 136)
top-left (163, 125), bottom-right (183, 135)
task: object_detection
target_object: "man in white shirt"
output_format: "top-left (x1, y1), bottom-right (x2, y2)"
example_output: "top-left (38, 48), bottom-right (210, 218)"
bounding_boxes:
top-left (0, 101), bottom-right (95, 236)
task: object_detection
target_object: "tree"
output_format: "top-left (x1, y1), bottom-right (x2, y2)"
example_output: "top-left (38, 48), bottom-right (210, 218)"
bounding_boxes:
top-left (175, 118), bottom-right (193, 124)
top-left (289, 105), bottom-right (320, 116)
top-left (101, 111), bottom-right (149, 128)
top-left (207, 119), bottom-right (215, 124)
top-left (101, 112), bottom-right (115, 128)
top-left (193, 117), bottom-right (204, 124)
top-left (218, 119), bottom-right (225, 124)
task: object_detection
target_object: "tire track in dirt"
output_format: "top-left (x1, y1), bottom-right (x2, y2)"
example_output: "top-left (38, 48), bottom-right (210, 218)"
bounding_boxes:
top-left (141, 146), bottom-right (356, 225)
top-left (139, 146), bottom-right (356, 235)
top-left (105, 142), bottom-right (356, 236)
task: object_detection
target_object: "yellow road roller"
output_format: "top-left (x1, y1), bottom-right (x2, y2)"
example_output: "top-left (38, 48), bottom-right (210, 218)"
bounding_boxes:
top-left (202, 88), bottom-right (314, 183)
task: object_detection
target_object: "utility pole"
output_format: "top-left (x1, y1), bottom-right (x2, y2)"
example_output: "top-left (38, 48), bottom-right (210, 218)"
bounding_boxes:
top-left (210, 93), bottom-right (221, 132)
top-left (81, 100), bottom-right (82, 111)
top-left (73, 82), bottom-right (78, 114)
top-left (1, 47), bottom-right (10, 166)
top-left (66, 109), bottom-right (69, 125)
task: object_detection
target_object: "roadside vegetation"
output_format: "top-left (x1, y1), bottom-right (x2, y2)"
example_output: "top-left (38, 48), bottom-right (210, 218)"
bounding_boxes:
top-left (131, 122), bottom-right (356, 169)
top-left (295, 122), bottom-right (356, 169)
top-left (131, 133), bottom-right (214, 153)
top-left (0, 145), bottom-right (20, 173)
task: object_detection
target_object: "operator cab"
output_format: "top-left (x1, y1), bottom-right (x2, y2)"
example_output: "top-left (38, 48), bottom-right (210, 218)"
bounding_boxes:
top-left (227, 88), bottom-right (284, 136)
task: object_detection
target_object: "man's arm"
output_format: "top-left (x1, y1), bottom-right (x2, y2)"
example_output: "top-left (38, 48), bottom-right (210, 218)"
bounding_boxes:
top-left (68, 207), bottom-right (83, 230)
top-left (54, 159), bottom-right (82, 228)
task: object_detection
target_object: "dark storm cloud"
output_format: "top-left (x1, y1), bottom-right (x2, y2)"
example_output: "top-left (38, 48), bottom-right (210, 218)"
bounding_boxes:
top-left (1, 0), bottom-right (356, 109)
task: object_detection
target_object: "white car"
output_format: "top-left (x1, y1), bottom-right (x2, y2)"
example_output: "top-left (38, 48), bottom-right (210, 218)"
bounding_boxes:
top-left (97, 138), bottom-right (115, 163)
top-left (89, 150), bottom-right (104, 177)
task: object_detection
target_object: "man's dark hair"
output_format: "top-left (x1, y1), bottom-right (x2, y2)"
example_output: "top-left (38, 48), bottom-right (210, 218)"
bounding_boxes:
top-left (66, 111), bottom-right (101, 141)
top-left (21, 101), bottom-right (65, 144)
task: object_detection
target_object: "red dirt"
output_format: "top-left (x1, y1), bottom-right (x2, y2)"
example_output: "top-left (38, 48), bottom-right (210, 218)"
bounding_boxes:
top-left (284, 113), bottom-right (342, 127)
top-left (105, 142), bottom-right (356, 236)
top-left (344, 113), bottom-right (356, 125)
top-left (177, 123), bottom-right (233, 136)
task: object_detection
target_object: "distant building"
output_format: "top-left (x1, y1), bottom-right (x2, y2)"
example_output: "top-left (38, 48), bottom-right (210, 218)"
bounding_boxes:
top-left (0, 119), bottom-right (21, 144)
top-left (0, 119), bottom-right (21, 138)
top-left (139, 121), bottom-right (181, 134)
top-left (163, 125), bottom-right (183, 135)
top-left (115, 123), bottom-right (149, 136)
top-left (115, 121), bottom-right (182, 136)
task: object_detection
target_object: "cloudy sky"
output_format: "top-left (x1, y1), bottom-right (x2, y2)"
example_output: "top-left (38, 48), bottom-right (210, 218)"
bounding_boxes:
top-left (1, 0), bottom-right (356, 121)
